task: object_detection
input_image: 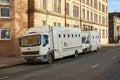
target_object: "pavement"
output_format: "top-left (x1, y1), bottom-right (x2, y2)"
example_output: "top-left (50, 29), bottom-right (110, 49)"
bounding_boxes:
top-left (0, 56), bottom-right (23, 69)
top-left (0, 43), bottom-right (120, 69)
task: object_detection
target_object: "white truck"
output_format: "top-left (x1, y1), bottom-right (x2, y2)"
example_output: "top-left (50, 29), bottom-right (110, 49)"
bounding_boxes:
top-left (82, 31), bottom-right (100, 54)
top-left (20, 26), bottom-right (83, 63)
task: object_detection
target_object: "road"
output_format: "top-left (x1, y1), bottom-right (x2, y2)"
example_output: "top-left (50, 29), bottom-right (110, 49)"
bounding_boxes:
top-left (0, 44), bottom-right (120, 80)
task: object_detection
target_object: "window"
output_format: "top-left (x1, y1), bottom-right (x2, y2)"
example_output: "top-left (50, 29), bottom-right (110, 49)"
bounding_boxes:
top-left (0, 7), bottom-right (10, 18)
top-left (106, 6), bottom-right (108, 13)
top-left (59, 34), bottom-right (61, 38)
top-left (66, 24), bottom-right (69, 27)
top-left (53, 22), bottom-right (57, 26)
top-left (21, 35), bottom-right (41, 47)
top-left (87, 10), bottom-right (89, 20)
top-left (99, 15), bottom-right (101, 24)
top-left (82, 8), bottom-right (85, 19)
top-left (91, 11), bottom-right (93, 21)
top-left (53, 22), bottom-right (61, 26)
top-left (41, 20), bottom-right (46, 26)
top-left (86, 0), bottom-right (89, 5)
top-left (94, 13), bottom-right (98, 23)
top-left (102, 16), bottom-right (105, 25)
top-left (0, 29), bottom-right (11, 40)
top-left (0, 0), bottom-right (10, 4)
top-left (64, 34), bottom-right (66, 38)
top-left (43, 35), bottom-right (49, 46)
top-left (106, 29), bottom-right (108, 38)
top-left (82, 0), bottom-right (85, 3)
top-left (72, 34), bottom-right (73, 37)
top-left (66, 3), bottom-right (69, 16)
top-left (99, 29), bottom-right (101, 39)
top-left (94, 0), bottom-right (97, 9)
top-left (41, 0), bottom-right (47, 10)
top-left (58, 23), bottom-right (61, 26)
top-left (53, 0), bottom-right (61, 13)
top-left (73, 5), bottom-right (79, 18)
top-left (74, 25), bottom-right (76, 28)
top-left (102, 4), bottom-right (105, 12)
top-left (102, 29), bottom-right (105, 38)
top-left (75, 34), bottom-right (77, 37)
top-left (99, 2), bottom-right (101, 11)
top-left (79, 34), bottom-right (80, 37)
top-left (68, 34), bottom-right (70, 38)
top-left (74, 25), bottom-right (79, 28)
top-left (90, 0), bottom-right (92, 7)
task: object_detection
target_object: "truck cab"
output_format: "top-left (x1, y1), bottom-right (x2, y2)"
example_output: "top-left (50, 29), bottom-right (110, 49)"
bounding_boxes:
top-left (82, 31), bottom-right (100, 53)
top-left (20, 27), bottom-right (53, 63)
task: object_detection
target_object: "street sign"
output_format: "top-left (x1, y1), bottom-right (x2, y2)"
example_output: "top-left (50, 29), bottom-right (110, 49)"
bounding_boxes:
top-left (0, 29), bottom-right (11, 40)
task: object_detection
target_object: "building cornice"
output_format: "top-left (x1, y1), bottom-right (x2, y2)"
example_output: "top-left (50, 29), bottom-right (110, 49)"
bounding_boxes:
top-left (29, 8), bottom-right (108, 27)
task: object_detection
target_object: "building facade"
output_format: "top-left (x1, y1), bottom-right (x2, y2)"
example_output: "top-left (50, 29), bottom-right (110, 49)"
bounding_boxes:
top-left (0, 0), bottom-right (28, 56)
top-left (109, 13), bottom-right (120, 43)
top-left (29, 0), bottom-right (108, 44)
top-left (0, 0), bottom-right (108, 56)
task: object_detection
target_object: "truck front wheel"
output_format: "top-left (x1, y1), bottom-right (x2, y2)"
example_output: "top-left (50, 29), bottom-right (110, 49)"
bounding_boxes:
top-left (47, 54), bottom-right (53, 64)
top-left (73, 51), bottom-right (78, 58)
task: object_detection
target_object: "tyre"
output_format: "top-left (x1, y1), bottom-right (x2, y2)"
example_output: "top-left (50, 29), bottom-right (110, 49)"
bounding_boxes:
top-left (73, 51), bottom-right (78, 58)
top-left (47, 54), bottom-right (53, 64)
top-left (95, 47), bottom-right (99, 52)
top-left (83, 49), bottom-right (87, 54)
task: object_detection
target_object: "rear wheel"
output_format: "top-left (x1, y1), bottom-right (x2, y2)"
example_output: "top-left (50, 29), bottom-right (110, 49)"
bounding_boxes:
top-left (83, 49), bottom-right (87, 54)
top-left (73, 51), bottom-right (78, 58)
top-left (95, 47), bottom-right (99, 52)
top-left (47, 54), bottom-right (53, 64)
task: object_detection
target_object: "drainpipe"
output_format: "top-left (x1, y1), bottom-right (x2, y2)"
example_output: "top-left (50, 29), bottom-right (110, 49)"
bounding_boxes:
top-left (80, 0), bottom-right (81, 30)
top-left (65, 0), bottom-right (66, 27)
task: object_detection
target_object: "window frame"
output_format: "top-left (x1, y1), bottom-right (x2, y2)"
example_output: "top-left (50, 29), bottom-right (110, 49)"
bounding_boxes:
top-left (40, 0), bottom-right (47, 10)
top-left (0, 7), bottom-right (11, 18)
top-left (0, 0), bottom-right (10, 5)
top-left (53, 0), bottom-right (61, 14)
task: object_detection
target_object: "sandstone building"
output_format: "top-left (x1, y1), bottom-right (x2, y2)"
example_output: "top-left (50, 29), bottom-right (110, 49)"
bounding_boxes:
top-left (0, 0), bottom-right (108, 56)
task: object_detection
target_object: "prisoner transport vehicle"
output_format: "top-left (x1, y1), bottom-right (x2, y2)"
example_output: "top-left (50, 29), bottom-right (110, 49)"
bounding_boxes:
top-left (20, 26), bottom-right (100, 63)
top-left (20, 26), bottom-right (83, 63)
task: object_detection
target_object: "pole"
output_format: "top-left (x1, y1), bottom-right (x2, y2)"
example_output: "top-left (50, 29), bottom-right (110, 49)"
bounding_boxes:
top-left (65, 0), bottom-right (66, 27)
top-left (79, 0), bottom-right (81, 29)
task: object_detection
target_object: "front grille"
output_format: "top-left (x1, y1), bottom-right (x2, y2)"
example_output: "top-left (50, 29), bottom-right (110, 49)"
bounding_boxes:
top-left (22, 51), bottom-right (39, 55)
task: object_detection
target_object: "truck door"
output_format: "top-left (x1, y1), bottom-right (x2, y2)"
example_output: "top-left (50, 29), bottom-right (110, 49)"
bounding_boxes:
top-left (58, 33), bottom-right (63, 58)
top-left (41, 34), bottom-right (50, 56)
top-left (53, 32), bottom-right (63, 58)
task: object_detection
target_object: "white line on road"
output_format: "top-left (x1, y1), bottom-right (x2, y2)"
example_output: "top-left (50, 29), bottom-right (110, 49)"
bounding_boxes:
top-left (91, 64), bottom-right (99, 69)
top-left (112, 56), bottom-right (117, 59)
top-left (0, 76), bottom-right (8, 80)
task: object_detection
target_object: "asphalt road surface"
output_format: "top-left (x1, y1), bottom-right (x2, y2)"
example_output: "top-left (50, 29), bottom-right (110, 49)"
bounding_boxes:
top-left (0, 44), bottom-right (120, 80)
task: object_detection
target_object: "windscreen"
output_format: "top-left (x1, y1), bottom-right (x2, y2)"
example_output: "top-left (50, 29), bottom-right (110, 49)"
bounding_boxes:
top-left (82, 37), bottom-right (86, 43)
top-left (21, 35), bottom-right (41, 47)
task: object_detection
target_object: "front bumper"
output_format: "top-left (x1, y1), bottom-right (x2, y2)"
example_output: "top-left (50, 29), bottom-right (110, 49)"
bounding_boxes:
top-left (22, 55), bottom-right (48, 62)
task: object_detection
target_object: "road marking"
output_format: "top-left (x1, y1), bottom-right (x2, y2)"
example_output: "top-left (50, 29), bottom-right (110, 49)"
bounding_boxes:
top-left (91, 64), bottom-right (99, 69)
top-left (0, 76), bottom-right (8, 80)
top-left (112, 56), bottom-right (117, 59)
